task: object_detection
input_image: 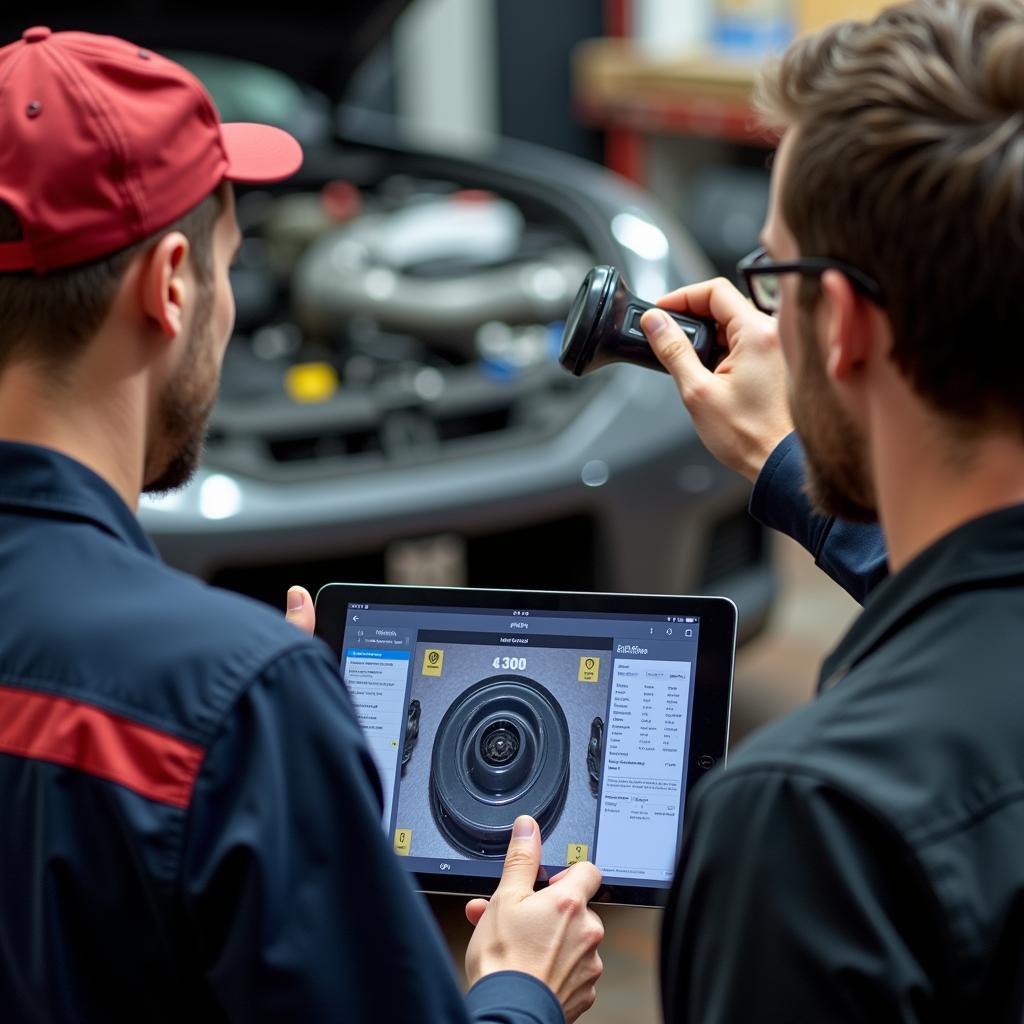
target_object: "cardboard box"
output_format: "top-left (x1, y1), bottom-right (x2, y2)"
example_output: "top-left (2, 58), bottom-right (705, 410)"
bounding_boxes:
top-left (796, 0), bottom-right (886, 33)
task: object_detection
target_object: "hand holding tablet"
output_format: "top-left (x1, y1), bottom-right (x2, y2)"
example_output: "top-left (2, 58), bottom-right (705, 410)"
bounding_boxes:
top-left (464, 813), bottom-right (604, 1022)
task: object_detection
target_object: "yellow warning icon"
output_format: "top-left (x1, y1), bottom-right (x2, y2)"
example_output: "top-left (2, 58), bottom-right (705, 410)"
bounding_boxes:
top-left (567, 842), bottom-right (590, 865)
top-left (578, 656), bottom-right (599, 682)
top-left (394, 828), bottom-right (413, 856)
top-left (422, 649), bottom-right (444, 676)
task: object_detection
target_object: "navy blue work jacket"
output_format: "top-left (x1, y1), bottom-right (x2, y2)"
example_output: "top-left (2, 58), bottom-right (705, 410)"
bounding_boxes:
top-left (750, 431), bottom-right (889, 605)
top-left (0, 442), bottom-right (561, 1024)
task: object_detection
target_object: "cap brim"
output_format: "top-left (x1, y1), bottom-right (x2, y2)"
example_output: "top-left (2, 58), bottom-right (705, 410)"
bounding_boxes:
top-left (221, 123), bottom-right (303, 184)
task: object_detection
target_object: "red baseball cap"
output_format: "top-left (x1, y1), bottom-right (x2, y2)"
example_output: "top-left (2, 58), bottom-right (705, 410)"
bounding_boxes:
top-left (0, 26), bottom-right (303, 273)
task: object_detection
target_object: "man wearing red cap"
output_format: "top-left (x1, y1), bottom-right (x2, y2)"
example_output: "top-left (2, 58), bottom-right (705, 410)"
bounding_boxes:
top-left (0, 27), bottom-right (602, 1023)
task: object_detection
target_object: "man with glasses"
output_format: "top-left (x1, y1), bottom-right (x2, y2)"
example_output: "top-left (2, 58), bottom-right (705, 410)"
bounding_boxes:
top-left (640, 0), bottom-right (1024, 1019)
top-left (646, 248), bottom-right (890, 605)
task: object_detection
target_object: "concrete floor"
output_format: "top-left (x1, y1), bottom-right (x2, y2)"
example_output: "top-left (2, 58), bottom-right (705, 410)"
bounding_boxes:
top-left (429, 533), bottom-right (863, 1021)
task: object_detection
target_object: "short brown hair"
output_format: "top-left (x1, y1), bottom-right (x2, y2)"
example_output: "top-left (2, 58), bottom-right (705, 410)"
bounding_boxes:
top-left (0, 187), bottom-right (224, 379)
top-left (756, 0), bottom-right (1024, 433)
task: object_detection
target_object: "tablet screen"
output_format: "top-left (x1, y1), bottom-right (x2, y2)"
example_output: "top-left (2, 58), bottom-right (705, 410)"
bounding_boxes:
top-left (318, 586), bottom-right (734, 904)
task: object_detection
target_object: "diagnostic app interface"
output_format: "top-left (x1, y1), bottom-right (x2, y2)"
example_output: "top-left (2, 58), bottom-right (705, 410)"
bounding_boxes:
top-left (339, 603), bottom-right (699, 888)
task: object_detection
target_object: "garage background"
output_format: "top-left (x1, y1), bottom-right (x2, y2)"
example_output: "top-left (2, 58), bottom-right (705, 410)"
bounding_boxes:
top-left (379, 4), bottom-right (870, 1017)
top-left (8, 1), bottom-right (877, 1019)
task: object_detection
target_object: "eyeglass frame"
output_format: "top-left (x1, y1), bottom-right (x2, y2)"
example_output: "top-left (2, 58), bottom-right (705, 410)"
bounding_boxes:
top-left (736, 246), bottom-right (886, 315)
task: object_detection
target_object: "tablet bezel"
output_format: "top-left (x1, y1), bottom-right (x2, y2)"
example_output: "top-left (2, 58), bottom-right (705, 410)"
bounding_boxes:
top-left (315, 582), bottom-right (735, 908)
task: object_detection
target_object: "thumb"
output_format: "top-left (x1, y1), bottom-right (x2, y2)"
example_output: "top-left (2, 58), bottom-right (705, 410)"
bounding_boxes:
top-left (641, 309), bottom-right (711, 388)
top-left (285, 586), bottom-right (315, 636)
top-left (465, 897), bottom-right (489, 927)
top-left (494, 815), bottom-right (541, 900)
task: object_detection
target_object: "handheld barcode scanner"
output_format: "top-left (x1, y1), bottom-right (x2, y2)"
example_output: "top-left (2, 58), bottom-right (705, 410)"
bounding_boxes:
top-left (559, 266), bottom-right (724, 377)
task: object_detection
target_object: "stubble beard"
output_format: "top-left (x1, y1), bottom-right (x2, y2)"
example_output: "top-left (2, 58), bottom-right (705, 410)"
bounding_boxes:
top-left (142, 283), bottom-right (218, 495)
top-left (790, 306), bottom-right (878, 524)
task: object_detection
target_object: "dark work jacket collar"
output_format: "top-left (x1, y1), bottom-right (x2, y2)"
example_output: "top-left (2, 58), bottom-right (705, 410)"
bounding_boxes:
top-left (0, 440), bottom-right (157, 558)
top-left (819, 503), bottom-right (1024, 692)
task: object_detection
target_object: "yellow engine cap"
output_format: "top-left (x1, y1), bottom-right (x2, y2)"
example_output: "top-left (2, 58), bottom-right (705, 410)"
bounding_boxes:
top-left (285, 362), bottom-right (338, 403)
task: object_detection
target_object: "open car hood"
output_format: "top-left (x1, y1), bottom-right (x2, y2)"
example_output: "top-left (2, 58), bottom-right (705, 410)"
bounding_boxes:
top-left (0, 2), bottom-right (412, 101)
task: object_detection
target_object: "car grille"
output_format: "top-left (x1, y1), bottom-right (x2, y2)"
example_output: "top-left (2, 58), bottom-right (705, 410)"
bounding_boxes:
top-left (210, 514), bottom-right (599, 608)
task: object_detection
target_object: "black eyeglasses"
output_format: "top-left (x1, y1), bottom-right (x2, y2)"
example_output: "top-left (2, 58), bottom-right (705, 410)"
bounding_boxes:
top-left (736, 247), bottom-right (885, 314)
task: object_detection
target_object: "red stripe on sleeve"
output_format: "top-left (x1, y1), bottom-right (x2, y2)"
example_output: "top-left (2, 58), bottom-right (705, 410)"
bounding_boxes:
top-left (0, 685), bottom-right (205, 808)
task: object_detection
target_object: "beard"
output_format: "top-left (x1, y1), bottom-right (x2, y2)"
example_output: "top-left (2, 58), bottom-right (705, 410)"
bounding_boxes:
top-left (143, 284), bottom-right (218, 495)
top-left (789, 306), bottom-right (877, 523)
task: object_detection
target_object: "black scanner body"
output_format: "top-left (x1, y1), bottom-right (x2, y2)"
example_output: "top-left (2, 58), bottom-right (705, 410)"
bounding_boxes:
top-left (559, 265), bottom-right (723, 377)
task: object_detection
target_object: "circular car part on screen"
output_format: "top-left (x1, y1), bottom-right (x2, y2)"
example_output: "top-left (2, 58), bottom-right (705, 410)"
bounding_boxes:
top-left (401, 699), bottom-right (421, 773)
top-left (587, 716), bottom-right (604, 793)
top-left (430, 675), bottom-right (570, 859)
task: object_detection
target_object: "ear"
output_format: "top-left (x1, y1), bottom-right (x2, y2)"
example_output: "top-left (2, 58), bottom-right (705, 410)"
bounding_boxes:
top-left (818, 268), bottom-right (871, 383)
top-left (139, 231), bottom-right (191, 340)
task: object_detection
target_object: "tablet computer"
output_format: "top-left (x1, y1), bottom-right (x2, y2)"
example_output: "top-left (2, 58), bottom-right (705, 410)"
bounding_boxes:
top-left (315, 583), bottom-right (735, 907)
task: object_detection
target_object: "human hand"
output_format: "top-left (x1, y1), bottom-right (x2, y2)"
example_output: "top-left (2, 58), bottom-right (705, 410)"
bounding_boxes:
top-left (285, 586), bottom-right (315, 636)
top-left (641, 277), bottom-right (793, 483)
top-left (465, 816), bottom-right (604, 1022)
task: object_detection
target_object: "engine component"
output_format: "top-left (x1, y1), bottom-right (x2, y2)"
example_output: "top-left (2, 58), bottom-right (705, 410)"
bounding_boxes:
top-left (367, 192), bottom-right (525, 270)
top-left (430, 675), bottom-right (570, 858)
top-left (294, 242), bottom-right (591, 342)
top-left (291, 194), bottom-right (591, 344)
